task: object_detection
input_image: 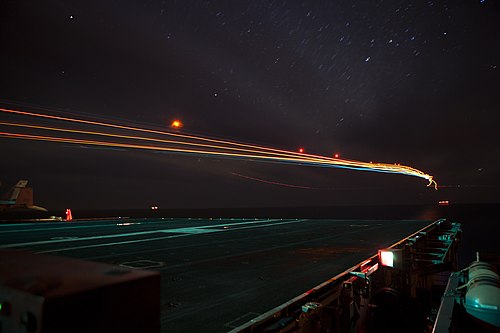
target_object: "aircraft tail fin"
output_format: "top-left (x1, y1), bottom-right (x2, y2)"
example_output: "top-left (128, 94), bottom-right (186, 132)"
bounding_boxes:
top-left (5, 180), bottom-right (30, 203)
top-left (0, 180), bottom-right (47, 212)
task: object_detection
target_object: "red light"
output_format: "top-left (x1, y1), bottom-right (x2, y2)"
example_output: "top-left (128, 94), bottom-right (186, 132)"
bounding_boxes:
top-left (334, 153), bottom-right (340, 158)
top-left (298, 148), bottom-right (304, 153)
top-left (65, 208), bottom-right (73, 221)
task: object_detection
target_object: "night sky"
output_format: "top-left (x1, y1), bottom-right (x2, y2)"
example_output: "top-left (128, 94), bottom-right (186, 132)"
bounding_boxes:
top-left (1, 1), bottom-right (499, 210)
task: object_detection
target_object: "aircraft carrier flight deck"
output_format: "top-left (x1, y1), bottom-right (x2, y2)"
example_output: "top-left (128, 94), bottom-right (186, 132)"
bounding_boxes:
top-left (0, 217), bottom-right (438, 332)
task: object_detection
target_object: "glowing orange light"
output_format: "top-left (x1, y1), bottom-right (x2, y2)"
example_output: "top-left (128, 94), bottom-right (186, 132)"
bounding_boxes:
top-left (170, 120), bottom-right (183, 129)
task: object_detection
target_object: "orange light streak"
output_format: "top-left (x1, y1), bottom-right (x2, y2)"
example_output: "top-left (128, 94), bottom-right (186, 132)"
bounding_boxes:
top-left (0, 131), bottom-right (323, 164)
top-left (0, 107), bottom-right (438, 189)
top-left (0, 107), bottom-right (314, 157)
top-left (0, 121), bottom-right (335, 164)
top-left (0, 107), bottom-right (346, 164)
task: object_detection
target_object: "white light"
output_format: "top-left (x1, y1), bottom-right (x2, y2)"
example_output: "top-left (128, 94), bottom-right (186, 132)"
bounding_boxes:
top-left (380, 250), bottom-right (394, 267)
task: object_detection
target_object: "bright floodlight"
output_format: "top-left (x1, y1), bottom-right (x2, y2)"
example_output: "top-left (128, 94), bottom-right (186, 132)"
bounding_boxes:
top-left (379, 249), bottom-right (394, 267)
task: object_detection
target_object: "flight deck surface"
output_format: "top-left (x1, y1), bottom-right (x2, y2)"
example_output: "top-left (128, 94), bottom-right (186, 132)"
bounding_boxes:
top-left (0, 217), bottom-right (433, 332)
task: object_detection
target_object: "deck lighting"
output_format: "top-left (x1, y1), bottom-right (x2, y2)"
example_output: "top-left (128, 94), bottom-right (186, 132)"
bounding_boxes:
top-left (378, 248), bottom-right (403, 268)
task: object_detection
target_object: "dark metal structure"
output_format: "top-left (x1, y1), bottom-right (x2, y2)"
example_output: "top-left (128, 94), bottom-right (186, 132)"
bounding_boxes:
top-left (0, 250), bottom-right (160, 333)
top-left (230, 219), bottom-right (462, 333)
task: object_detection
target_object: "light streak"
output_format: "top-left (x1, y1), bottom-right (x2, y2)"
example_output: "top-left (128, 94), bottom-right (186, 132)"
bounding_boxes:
top-left (0, 107), bottom-right (322, 157)
top-left (231, 172), bottom-right (318, 189)
top-left (0, 121), bottom-right (333, 163)
top-left (0, 132), bottom-right (328, 164)
top-left (0, 107), bottom-right (438, 189)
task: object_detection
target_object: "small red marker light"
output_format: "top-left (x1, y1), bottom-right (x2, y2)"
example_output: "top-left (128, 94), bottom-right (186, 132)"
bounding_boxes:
top-left (334, 153), bottom-right (340, 158)
top-left (65, 208), bottom-right (73, 221)
top-left (298, 148), bottom-right (304, 153)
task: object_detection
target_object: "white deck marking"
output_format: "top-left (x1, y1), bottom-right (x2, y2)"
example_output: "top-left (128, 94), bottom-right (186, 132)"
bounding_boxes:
top-left (36, 233), bottom-right (191, 253)
top-left (164, 227), bottom-right (218, 234)
top-left (36, 219), bottom-right (308, 253)
top-left (0, 219), bottom-right (176, 233)
top-left (0, 219), bottom-right (300, 249)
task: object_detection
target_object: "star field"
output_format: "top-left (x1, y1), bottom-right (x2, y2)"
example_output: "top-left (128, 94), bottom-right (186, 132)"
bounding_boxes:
top-left (0, 0), bottom-right (498, 209)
